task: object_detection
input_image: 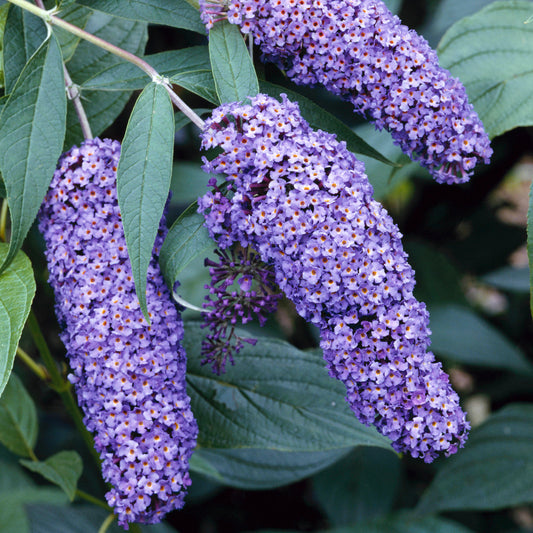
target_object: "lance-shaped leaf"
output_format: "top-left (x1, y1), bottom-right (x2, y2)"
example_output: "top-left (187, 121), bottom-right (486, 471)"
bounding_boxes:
top-left (184, 323), bottom-right (391, 452)
top-left (21, 451), bottom-right (83, 501)
top-left (76, 0), bottom-right (205, 34)
top-left (0, 245), bottom-right (35, 398)
top-left (117, 82), bottom-right (175, 319)
top-left (438, 1), bottom-right (533, 138)
top-left (0, 373), bottom-right (38, 457)
top-left (209, 20), bottom-right (259, 104)
top-left (0, 35), bottom-right (66, 272)
top-left (418, 404), bottom-right (533, 513)
top-left (159, 202), bottom-right (214, 289)
top-left (428, 304), bottom-right (533, 374)
top-left (3, 5), bottom-right (47, 93)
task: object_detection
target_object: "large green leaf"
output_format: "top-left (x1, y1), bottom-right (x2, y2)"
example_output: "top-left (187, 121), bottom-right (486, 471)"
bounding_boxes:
top-left (0, 4), bottom-right (9, 89)
top-left (193, 447), bottom-right (352, 489)
top-left (21, 451), bottom-right (83, 501)
top-left (418, 404), bottom-right (533, 513)
top-left (0, 461), bottom-right (66, 533)
top-left (76, 0), bottom-right (205, 34)
top-left (0, 35), bottom-right (66, 271)
top-left (312, 447), bottom-right (401, 526)
top-left (184, 323), bottom-right (391, 452)
top-left (0, 374), bottom-right (38, 458)
top-left (438, 1), bottom-right (533, 138)
top-left (159, 203), bottom-right (214, 290)
top-left (482, 265), bottom-right (529, 294)
top-left (117, 82), bottom-right (175, 319)
top-left (260, 82), bottom-right (398, 167)
top-left (209, 20), bottom-right (259, 104)
top-left (2, 5), bottom-right (47, 93)
top-left (65, 12), bottom-right (148, 146)
top-left (27, 503), bottom-right (183, 533)
top-left (428, 304), bottom-right (533, 373)
top-left (250, 512), bottom-right (473, 533)
top-left (81, 47), bottom-right (218, 104)
top-left (0, 245), bottom-right (35, 398)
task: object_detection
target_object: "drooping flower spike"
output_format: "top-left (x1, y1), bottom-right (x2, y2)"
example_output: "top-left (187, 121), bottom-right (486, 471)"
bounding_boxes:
top-left (199, 94), bottom-right (469, 462)
top-left (39, 138), bottom-right (198, 527)
top-left (200, 0), bottom-right (492, 185)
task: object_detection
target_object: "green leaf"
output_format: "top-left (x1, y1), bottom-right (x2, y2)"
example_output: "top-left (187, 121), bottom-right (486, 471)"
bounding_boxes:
top-left (0, 35), bottom-right (66, 271)
top-left (249, 512), bottom-right (474, 533)
top-left (76, 0), bottom-right (205, 34)
top-left (193, 447), bottom-right (352, 489)
top-left (209, 20), bottom-right (259, 104)
top-left (418, 404), bottom-right (533, 513)
top-left (27, 504), bottom-right (179, 533)
top-left (482, 265), bottom-right (530, 294)
top-left (0, 3), bottom-right (12, 89)
top-left (260, 82), bottom-right (398, 167)
top-left (54, 5), bottom-right (92, 63)
top-left (405, 241), bottom-right (466, 306)
top-left (184, 323), bottom-right (391, 452)
top-left (64, 12), bottom-right (148, 146)
top-left (0, 461), bottom-right (66, 533)
top-left (312, 447), bottom-right (401, 526)
top-left (159, 203), bottom-right (214, 289)
top-left (81, 47), bottom-right (218, 104)
top-left (170, 161), bottom-right (212, 205)
top-left (428, 304), bottom-right (533, 373)
top-left (0, 245), bottom-right (35, 398)
top-left (0, 374), bottom-right (38, 457)
top-left (20, 451), bottom-right (83, 501)
top-left (117, 82), bottom-right (174, 319)
top-left (437, 1), bottom-right (533, 138)
top-left (3, 5), bottom-right (47, 93)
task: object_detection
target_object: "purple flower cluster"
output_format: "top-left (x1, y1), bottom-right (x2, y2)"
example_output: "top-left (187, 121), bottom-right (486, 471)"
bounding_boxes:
top-left (200, 0), bottom-right (492, 184)
top-left (38, 138), bottom-right (198, 527)
top-left (198, 94), bottom-right (469, 462)
top-left (202, 247), bottom-right (281, 374)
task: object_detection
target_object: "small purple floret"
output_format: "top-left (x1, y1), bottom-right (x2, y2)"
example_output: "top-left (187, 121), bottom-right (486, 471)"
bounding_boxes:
top-left (198, 94), bottom-right (470, 462)
top-left (200, 0), bottom-right (492, 184)
top-left (38, 138), bottom-right (198, 527)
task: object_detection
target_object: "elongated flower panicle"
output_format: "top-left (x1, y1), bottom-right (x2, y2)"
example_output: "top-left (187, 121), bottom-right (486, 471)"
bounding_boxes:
top-left (199, 94), bottom-right (469, 461)
top-left (200, 0), bottom-right (492, 184)
top-left (38, 138), bottom-right (198, 527)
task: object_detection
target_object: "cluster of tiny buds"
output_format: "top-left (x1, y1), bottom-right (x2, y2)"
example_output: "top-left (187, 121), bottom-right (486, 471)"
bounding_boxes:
top-left (202, 246), bottom-right (281, 374)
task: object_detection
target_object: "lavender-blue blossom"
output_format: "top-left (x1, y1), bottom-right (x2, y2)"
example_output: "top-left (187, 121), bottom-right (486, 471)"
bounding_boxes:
top-left (200, 0), bottom-right (492, 185)
top-left (199, 94), bottom-right (469, 462)
top-left (38, 138), bottom-right (198, 527)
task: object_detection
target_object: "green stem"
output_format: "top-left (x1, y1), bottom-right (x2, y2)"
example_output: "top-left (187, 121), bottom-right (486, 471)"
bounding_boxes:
top-left (26, 311), bottom-right (102, 468)
top-left (76, 489), bottom-right (112, 511)
top-left (0, 199), bottom-right (8, 242)
top-left (16, 346), bottom-right (48, 380)
top-left (7, 0), bottom-right (205, 129)
top-left (97, 513), bottom-right (115, 533)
